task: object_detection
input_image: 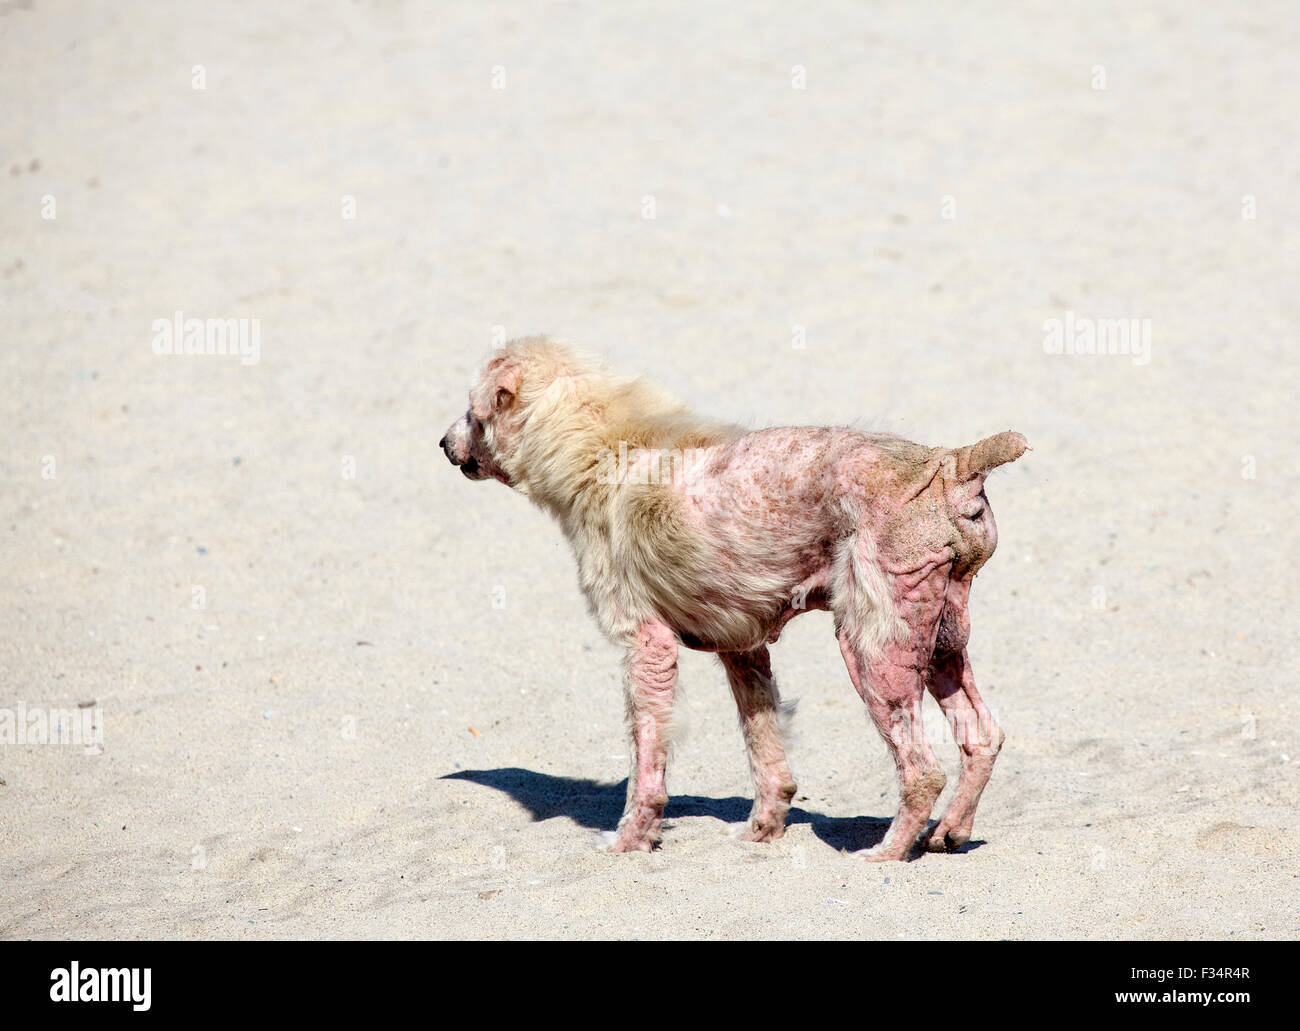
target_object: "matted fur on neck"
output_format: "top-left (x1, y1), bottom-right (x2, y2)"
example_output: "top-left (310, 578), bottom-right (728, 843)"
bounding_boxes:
top-left (491, 337), bottom-right (739, 520)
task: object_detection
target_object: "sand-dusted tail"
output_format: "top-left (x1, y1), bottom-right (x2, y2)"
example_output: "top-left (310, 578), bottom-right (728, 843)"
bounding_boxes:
top-left (441, 336), bottom-right (1027, 860)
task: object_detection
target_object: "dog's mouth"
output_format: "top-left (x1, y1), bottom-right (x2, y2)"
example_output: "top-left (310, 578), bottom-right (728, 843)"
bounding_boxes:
top-left (460, 457), bottom-right (480, 478)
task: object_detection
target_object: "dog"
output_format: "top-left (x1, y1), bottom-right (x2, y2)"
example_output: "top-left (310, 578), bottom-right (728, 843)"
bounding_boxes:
top-left (440, 336), bottom-right (1027, 860)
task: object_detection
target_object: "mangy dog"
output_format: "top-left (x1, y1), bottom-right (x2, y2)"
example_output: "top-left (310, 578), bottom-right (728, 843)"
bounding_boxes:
top-left (440, 337), bottom-right (1027, 860)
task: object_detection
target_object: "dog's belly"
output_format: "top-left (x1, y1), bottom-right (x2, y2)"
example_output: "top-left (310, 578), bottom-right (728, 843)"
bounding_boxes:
top-left (670, 613), bottom-right (774, 653)
top-left (672, 589), bottom-right (829, 653)
top-left (676, 630), bottom-right (727, 652)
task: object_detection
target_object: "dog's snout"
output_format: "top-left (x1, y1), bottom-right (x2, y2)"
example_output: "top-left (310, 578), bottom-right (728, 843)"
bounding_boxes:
top-left (440, 423), bottom-right (467, 468)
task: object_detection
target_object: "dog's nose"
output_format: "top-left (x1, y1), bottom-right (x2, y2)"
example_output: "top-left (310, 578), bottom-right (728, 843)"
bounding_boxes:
top-left (438, 435), bottom-right (448, 450)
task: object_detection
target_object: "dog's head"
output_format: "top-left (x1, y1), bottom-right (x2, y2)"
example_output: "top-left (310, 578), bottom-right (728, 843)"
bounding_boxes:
top-left (439, 355), bottom-right (521, 486)
top-left (439, 336), bottom-right (592, 490)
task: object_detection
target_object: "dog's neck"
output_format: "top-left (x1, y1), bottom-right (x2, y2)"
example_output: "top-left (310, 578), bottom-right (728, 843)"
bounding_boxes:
top-left (504, 375), bottom-right (738, 538)
top-left (509, 407), bottom-right (618, 532)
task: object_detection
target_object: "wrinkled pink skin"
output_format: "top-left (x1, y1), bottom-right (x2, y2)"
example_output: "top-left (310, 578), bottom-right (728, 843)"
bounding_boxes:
top-left (444, 415), bottom-right (1022, 860)
top-left (675, 427), bottom-right (1013, 859)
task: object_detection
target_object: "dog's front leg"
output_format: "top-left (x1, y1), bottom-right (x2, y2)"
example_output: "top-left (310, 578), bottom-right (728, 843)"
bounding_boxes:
top-left (923, 646), bottom-right (1004, 852)
top-left (718, 646), bottom-right (797, 842)
top-left (607, 619), bottom-right (678, 853)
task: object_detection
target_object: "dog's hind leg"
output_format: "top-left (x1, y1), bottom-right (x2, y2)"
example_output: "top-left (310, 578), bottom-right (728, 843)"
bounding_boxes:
top-left (839, 633), bottom-right (947, 861)
top-left (838, 633), bottom-right (946, 861)
top-left (718, 646), bottom-right (797, 842)
top-left (606, 619), bottom-right (678, 853)
top-left (923, 647), bottom-right (1003, 852)
top-left (831, 528), bottom-right (946, 861)
top-left (832, 538), bottom-right (952, 861)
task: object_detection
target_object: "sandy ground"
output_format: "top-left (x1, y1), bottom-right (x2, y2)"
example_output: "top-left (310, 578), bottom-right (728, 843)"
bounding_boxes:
top-left (1, 1), bottom-right (1297, 940)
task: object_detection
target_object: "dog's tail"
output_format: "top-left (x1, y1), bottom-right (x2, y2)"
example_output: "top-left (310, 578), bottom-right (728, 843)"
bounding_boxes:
top-left (951, 431), bottom-right (1029, 487)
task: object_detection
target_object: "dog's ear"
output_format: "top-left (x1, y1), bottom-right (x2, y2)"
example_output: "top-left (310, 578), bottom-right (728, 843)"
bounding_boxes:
top-left (473, 360), bottom-right (521, 419)
top-left (493, 376), bottom-right (518, 413)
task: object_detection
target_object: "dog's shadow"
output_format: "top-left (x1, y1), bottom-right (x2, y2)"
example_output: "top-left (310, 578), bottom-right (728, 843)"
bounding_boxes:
top-left (441, 767), bottom-right (977, 855)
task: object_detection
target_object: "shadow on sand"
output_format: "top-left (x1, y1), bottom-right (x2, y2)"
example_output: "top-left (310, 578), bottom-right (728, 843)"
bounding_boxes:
top-left (440, 766), bottom-right (980, 854)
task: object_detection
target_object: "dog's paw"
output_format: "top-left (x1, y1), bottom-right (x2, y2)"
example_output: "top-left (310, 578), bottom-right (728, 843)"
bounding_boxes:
top-left (729, 820), bottom-right (786, 843)
top-left (924, 827), bottom-right (970, 852)
top-left (596, 830), bottom-right (620, 851)
top-left (850, 844), bottom-right (910, 863)
top-left (598, 829), bottom-right (656, 853)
